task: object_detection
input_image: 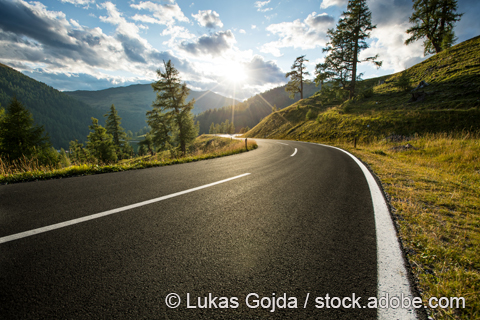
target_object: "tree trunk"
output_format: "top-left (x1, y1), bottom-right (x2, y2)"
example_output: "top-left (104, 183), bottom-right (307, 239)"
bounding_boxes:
top-left (300, 61), bottom-right (304, 99)
top-left (350, 33), bottom-right (359, 100)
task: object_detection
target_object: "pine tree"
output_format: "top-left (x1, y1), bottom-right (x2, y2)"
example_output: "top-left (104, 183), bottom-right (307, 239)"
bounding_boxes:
top-left (104, 104), bottom-right (128, 157)
top-left (285, 55), bottom-right (310, 99)
top-left (86, 117), bottom-right (117, 163)
top-left (209, 122), bottom-right (215, 134)
top-left (405, 0), bottom-right (463, 55)
top-left (69, 139), bottom-right (89, 163)
top-left (149, 60), bottom-right (198, 155)
top-left (322, 0), bottom-right (382, 99)
top-left (146, 107), bottom-right (172, 150)
top-left (0, 97), bottom-right (50, 162)
top-left (138, 132), bottom-right (155, 156)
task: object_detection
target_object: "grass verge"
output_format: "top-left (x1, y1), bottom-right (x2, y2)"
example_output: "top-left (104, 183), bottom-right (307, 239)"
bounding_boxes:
top-left (287, 132), bottom-right (479, 320)
top-left (0, 136), bottom-right (257, 185)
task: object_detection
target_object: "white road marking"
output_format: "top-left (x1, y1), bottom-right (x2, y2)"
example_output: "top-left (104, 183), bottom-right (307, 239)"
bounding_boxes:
top-left (312, 142), bottom-right (417, 320)
top-left (0, 173), bottom-right (251, 244)
top-left (290, 148), bottom-right (297, 157)
top-left (277, 142), bottom-right (289, 145)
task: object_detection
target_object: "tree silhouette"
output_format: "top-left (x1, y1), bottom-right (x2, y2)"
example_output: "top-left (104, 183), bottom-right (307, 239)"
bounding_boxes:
top-left (406, 0), bottom-right (463, 55)
top-left (285, 55), bottom-right (310, 99)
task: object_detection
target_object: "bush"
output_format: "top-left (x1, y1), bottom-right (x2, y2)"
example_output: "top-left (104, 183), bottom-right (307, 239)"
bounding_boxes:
top-left (360, 87), bottom-right (374, 99)
top-left (341, 100), bottom-right (354, 113)
top-left (306, 109), bottom-right (316, 120)
top-left (396, 73), bottom-right (412, 92)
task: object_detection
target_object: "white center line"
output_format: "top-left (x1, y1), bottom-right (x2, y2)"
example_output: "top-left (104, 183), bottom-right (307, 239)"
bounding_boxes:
top-left (291, 148), bottom-right (297, 157)
top-left (0, 173), bottom-right (251, 244)
top-left (277, 142), bottom-right (289, 145)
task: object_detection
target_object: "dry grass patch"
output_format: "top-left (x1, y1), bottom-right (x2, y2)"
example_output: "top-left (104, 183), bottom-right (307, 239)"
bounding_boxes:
top-left (0, 136), bottom-right (257, 184)
top-left (331, 133), bottom-right (480, 320)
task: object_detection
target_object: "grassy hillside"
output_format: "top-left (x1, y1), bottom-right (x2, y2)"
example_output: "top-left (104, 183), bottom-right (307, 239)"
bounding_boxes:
top-left (66, 84), bottom-right (239, 134)
top-left (194, 81), bottom-right (319, 134)
top-left (245, 35), bottom-right (480, 140)
top-left (0, 63), bottom-right (103, 149)
top-left (245, 36), bottom-right (480, 320)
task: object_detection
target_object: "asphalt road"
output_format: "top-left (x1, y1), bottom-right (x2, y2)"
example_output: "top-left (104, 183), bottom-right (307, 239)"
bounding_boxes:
top-left (0, 139), bottom-right (414, 319)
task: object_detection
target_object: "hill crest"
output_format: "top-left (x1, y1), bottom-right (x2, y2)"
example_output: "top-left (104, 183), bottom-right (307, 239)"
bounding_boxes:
top-left (245, 36), bottom-right (480, 140)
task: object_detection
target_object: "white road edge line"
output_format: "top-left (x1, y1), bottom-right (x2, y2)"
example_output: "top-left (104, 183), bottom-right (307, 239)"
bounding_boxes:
top-left (290, 148), bottom-right (297, 157)
top-left (313, 142), bottom-right (418, 320)
top-left (0, 173), bottom-right (251, 245)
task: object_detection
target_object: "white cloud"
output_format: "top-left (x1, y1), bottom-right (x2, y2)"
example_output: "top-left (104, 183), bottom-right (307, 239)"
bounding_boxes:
top-left (100, 2), bottom-right (143, 42)
top-left (161, 25), bottom-right (195, 47)
top-left (255, 0), bottom-right (272, 12)
top-left (0, 0), bottom-right (198, 89)
top-left (130, 1), bottom-right (189, 26)
top-left (60, 0), bottom-right (95, 7)
top-left (239, 29), bottom-right (246, 34)
top-left (251, 25), bottom-right (257, 29)
top-left (362, 0), bottom-right (426, 72)
top-left (260, 12), bottom-right (335, 56)
top-left (320, 0), bottom-right (347, 9)
top-left (178, 30), bottom-right (236, 57)
top-left (192, 10), bottom-right (223, 29)
top-left (361, 23), bottom-right (425, 73)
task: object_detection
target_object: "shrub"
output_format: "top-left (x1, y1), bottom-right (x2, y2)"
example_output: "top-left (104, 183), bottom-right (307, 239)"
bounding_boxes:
top-left (306, 109), bottom-right (316, 120)
top-left (396, 73), bottom-right (413, 92)
top-left (361, 87), bottom-right (374, 99)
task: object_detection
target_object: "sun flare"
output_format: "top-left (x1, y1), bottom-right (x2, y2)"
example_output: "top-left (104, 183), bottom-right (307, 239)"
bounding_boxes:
top-left (222, 62), bottom-right (247, 84)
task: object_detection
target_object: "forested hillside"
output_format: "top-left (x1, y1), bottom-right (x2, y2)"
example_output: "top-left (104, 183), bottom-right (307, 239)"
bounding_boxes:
top-left (66, 84), bottom-right (239, 134)
top-left (0, 63), bottom-right (103, 149)
top-left (194, 82), bottom-right (319, 134)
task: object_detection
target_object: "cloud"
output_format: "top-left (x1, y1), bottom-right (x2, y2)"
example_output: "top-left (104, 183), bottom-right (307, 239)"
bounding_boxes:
top-left (320, 0), bottom-right (347, 9)
top-left (22, 70), bottom-right (151, 92)
top-left (245, 55), bottom-right (285, 85)
top-left (255, 0), bottom-right (272, 12)
top-left (178, 30), bottom-right (236, 57)
top-left (130, 1), bottom-right (189, 26)
top-left (239, 29), bottom-right (246, 34)
top-left (192, 10), bottom-right (223, 29)
top-left (60, 0), bottom-right (94, 8)
top-left (0, 0), bottom-right (196, 89)
top-left (161, 25), bottom-right (195, 46)
top-left (0, 0), bottom-right (111, 67)
top-left (361, 0), bottom-right (425, 72)
top-left (260, 12), bottom-right (335, 56)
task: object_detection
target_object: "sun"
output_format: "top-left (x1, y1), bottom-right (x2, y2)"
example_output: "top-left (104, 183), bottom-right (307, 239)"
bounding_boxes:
top-left (222, 62), bottom-right (247, 84)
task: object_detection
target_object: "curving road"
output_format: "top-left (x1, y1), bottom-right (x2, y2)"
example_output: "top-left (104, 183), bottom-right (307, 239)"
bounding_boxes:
top-left (0, 139), bottom-right (423, 319)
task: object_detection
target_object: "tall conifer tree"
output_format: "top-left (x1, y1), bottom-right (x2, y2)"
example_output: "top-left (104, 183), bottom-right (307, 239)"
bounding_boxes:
top-left (149, 60), bottom-right (198, 154)
top-left (86, 117), bottom-right (117, 163)
top-left (0, 97), bottom-right (50, 162)
top-left (405, 0), bottom-right (463, 55)
top-left (322, 0), bottom-right (381, 99)
top-left (104, 104), bottom-right (128, 157)
top-left (285, 55), bottom-right (310, 99)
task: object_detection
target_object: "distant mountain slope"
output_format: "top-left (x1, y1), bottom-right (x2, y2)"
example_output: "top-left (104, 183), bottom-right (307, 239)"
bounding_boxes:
top-left (0, 63), bottom-right (103, 149)
top-left (65, 84), bottom-right (239, 133)
top-left (194, 82), bottom-right (319, 134)
top-left (245, 36), bottom-right (480, 141)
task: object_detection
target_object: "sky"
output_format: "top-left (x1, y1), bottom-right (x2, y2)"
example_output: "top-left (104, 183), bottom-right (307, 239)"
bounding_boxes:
top-left (0, 0), bottom-right (479, 100)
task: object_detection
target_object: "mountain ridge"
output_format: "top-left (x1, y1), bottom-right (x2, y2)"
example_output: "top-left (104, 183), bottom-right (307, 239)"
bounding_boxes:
top-left (64, 84), bottom-right (241, 133)
top-left (0, 63), bottom-right (104, 149)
